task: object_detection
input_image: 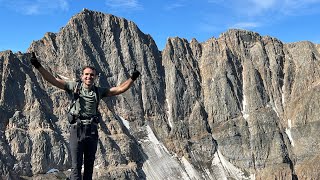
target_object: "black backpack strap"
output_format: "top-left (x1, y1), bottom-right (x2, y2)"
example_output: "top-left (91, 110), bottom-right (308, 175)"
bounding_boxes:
top-left (68, 81), bottom-right (82, 113)
top-left (94, 85), bottom-right (100, 113)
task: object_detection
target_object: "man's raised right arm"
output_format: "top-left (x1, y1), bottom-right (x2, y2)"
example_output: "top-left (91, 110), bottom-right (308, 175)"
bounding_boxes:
top-left (30, 52), bottom-right (66, 90)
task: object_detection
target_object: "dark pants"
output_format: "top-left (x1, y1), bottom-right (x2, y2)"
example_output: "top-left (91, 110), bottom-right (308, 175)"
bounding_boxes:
top-left (69, 123), bottom-right (98, 180)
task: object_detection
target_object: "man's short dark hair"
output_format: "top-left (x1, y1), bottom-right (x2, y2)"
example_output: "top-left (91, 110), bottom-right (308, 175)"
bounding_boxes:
top-left (82, 66), bottom-right (97, 75)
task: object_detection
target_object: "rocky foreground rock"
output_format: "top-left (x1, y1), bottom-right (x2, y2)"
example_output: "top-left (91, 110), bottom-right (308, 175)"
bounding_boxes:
top-left (1, 9), bottom-right (320, 179)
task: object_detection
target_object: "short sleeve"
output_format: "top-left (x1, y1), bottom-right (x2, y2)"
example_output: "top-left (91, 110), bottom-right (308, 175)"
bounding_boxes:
top-left (98, 86), bottom-right (110, 98)
top-left (64, 81), bottom-right (77, 94)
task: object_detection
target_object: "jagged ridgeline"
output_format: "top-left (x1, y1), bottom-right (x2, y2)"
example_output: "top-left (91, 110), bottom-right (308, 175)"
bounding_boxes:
top-left (1, 8), bottom-right (320, 179)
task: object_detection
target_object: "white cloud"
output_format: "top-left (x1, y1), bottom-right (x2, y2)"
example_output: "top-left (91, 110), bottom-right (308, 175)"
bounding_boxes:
top-left (279, 0), bottom-right (320, 15)
top-left (204, 0), bottom-right (320, 33)
top-left (164, 0), bottom-right (189, 11)
top-left (105, 0), bottom-right (142, 10)
top-left (209, 0), bottom-right (320, 16)
top-left (164, 3), bottom-right (185, 10)
top-left (231, 22), bottom-right (261, 29)
top-left (1, 0), bottom-right (69, 15)
top-left (58, 0), bottom-right (69, 11)
top-left (248, 0), bottom-right (277, 10)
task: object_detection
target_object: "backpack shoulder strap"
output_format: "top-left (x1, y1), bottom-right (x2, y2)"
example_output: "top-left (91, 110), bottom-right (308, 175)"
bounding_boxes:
top-left (68, 81), bottom-right (82, 113)
top-left (94, 85), bottom-right (100, 112)
top-left (74, 81), bottom-right (82, 97)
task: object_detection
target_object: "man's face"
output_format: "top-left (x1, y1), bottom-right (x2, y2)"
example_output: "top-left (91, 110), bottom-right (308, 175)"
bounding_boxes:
top-left (81, 68), bottom-right (96, 87)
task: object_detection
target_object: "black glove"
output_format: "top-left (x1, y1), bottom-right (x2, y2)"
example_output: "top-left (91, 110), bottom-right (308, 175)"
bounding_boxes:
top-left (130, 65), bottom-right (140, 81)
top-left (30, 52), bottom-right (42, 69)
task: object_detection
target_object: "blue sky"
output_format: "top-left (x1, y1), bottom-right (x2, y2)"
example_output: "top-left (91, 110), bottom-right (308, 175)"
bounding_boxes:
top-left (1, 0), bottom-right (320, 52)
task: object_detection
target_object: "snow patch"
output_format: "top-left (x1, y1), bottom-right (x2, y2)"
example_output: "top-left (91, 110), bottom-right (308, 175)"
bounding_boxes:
top-left (46, 168), bottom-right (59, 174)
top-left (119, 116), bottom-right (130, 130)
top-left (166, 98), bottom-right (173, 128)
top-left (268, 102), bottom-right (280, 119)
top-left (145, 125), bottom-right (170, 156)
top-left (141, 124), bottom-right (256, 179)
top-left (142, 124), bottom-right (191, 179)
top-left (181, 156), bottom-right (201, 179)
top-left (285, 119), bottom-right (294, 147)
top-left (281, 81), bottom-right (286, 105)
top-left (243, 113), bottom-right (249, 120)
top-left (273, 105), bottom-right (280, 118)
top-left (242, 94), bottom-right (249, 120)
top-left (212, 150), bottom-right (254, 180)
top-left (56, 73), bottom-right (71, 80)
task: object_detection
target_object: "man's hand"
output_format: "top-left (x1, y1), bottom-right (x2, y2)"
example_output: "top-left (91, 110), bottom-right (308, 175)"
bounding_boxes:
top-left (30, 52), bottom-right (42, 69)
top-left (130, 65), bottom-right (140, 81)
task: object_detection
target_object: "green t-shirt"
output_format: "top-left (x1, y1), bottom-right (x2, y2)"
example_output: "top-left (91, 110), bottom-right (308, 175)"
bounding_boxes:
top-left (65, 81), bottom-right (109, 117)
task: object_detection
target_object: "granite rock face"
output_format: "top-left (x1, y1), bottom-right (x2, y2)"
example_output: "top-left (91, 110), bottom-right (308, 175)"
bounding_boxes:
top-left (1, 9), bottom-right (320, 179)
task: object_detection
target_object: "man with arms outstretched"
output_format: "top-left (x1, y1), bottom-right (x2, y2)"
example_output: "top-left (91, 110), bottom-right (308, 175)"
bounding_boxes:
top-left (30, 52), bottom-right (140, 180)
